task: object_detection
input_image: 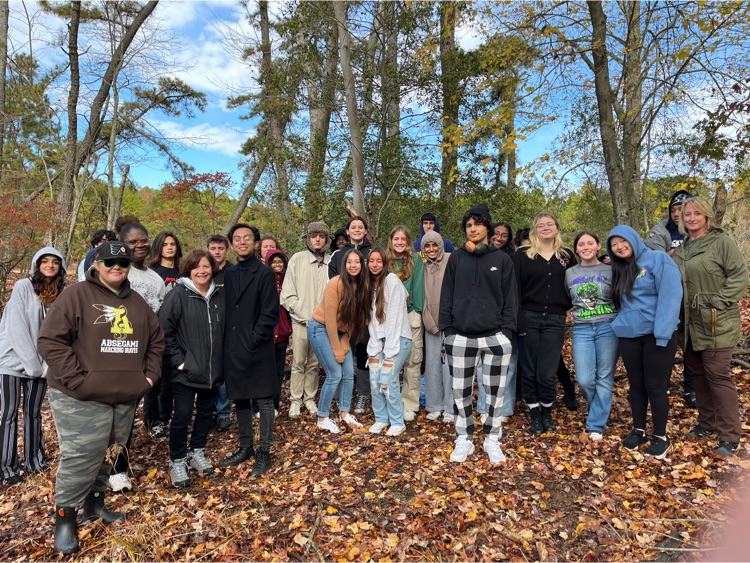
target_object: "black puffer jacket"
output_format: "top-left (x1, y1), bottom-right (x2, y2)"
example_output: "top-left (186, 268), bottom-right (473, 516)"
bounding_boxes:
top-left (158, 278), bottom-right (224, 389)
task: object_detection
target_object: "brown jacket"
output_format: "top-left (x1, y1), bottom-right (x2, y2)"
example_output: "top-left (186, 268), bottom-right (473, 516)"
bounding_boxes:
top-left (38, 269), bottom-right (164, 404)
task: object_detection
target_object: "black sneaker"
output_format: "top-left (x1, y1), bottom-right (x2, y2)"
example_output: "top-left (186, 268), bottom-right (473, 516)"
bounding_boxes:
top-left (622, 429), bottom-right (647, 451)
top-left (716, 441), bottom-right (738, 458)
top-left (645, 435), bottom-right (671, 459)
top-left (685, 425), bottom-right (714, 440)
top-left (683, 392), bottom-right (697, 408)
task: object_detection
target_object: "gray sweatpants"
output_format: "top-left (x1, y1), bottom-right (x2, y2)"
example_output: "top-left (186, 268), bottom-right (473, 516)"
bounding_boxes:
top-left (48, 388), bottom-right (136, 507)
top-left (424, 331), bottom-right (453, 414)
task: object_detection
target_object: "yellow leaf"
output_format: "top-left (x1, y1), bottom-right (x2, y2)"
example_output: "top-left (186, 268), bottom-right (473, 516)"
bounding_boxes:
top-left (611, 517), bottom-right (627, 530)
top-left (327, 505), bottom-right (338, 514)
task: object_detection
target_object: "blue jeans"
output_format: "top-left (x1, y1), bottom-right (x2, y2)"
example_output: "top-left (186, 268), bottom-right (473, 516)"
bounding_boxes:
top-left (572, 320), bottom-right (619, 433)
top-left (308, 320), bottom-right (353, 418)
top-left (369, 338), bottom-right (412, 425)
top-left (214, 384), bottom-right (231, 420)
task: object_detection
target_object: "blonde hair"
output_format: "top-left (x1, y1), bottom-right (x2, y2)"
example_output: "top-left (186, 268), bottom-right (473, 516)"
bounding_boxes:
top-left (386, 225), bottom-right (414, 281)
top-left (526, 212), bottom-right (567, 260)
top-left (678, 196), bottom-right (717, 236)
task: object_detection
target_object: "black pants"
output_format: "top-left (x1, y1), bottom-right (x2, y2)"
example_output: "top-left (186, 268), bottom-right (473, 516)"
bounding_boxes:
top-left (236, 397), bottom-right (274, 451)
top-left (169, 383), bottom-right (217, 460)
top-left (143, 360), bottom-right (173, 428)
top-left (619, 333), bottom-right (678, 436)
top-left (519, 311), bottom-right (566, 406)
top-left (274, 342), bottom-right (287, 410)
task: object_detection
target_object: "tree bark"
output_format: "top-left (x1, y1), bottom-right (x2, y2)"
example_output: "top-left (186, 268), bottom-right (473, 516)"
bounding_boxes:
top-left (110, 164), bottom-right (129, 230)
top-left (439, 2), bottom-right (460, 202)
top-left (333, 0), bottom-right (366, 217)
top-left (224, 155), bottom-right (268, 233)
top-left (0, 1), bottom-right (9, 178)
top-left (382, 0), bottom-right (401, 193)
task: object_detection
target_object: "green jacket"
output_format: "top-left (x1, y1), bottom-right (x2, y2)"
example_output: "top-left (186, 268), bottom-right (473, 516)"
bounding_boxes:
top-left (672, 229), bottom-right (748, 351)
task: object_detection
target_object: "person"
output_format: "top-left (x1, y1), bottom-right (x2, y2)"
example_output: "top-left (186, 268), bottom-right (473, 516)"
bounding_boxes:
top-left (491, 222), bottom-right (515, 257)
top-left (38, 241), bottom-right (164, 554)
top-left (330, 228), bottom-right (349, 253)
top-left (328, 216), bottom-right (372, 279)
top-left (514, 228), bottom-right (531, 249)
top-left (420, 231), bottom-right (453, 423)
top-left (439, 203), bottom-right (517, 464)
top-left (159, 250), bottom-right (224, 488)
top-left (280, 222), bottom-right (332, 418)
top-left (606, 225), bottom-right (682, 459)
top-left (672, 197), bottom-right (748, 458)
top-left (0, 247), bottom-right (66, 487)
top-left (219, 224), bottom-right (278, 476)
top-left (206, 234), bottom-right (233, 431)
top-left (366, 247), bottom-right (412, 436)
top-left (565, 231), bottom-right (619, 441)
top-left (513, 213), bottom-right (576, 436)
top-left (265, 248), bottom-right (292, 414)
top-left (147, 231), bottom-right (183, 290)
top-left (386, 226), bottom-right (424, 421)
top-left (308, 249), bottom-right (371, 434)
top-left (110, 221), bottom-right (166, 492)
top-left (78, 229), bottom-right (117, 281)
top-left (412, 212), bottom-right (455, 253)
top-left (259, 236), bottom-right (280, 263)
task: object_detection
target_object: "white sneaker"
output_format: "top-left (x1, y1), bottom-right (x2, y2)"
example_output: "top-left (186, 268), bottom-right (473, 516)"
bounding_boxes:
top-left (426, 411), bottom-right (442, 421)
top-left (483, 437), bottom-right (506, 464)
top-left (254, 412), bottom-right (260, 419)
top-left (317, 417), bottom-right (340, 434)
top-left (589, 431), bottom-right (604, 441)
top-left (368, 422), bottom-right (389, 435)
top-left (108, 472), bottom-right (133, 492)
top-left (288, 403), bottom-right (301, 419)
top-left (450, 438), bottom-right (475, 462)
top-left (340, 413), bottom-right (363, 428)
top-left (403, 410), bottom-right (416, 422)
top-left (480, 413), bottom-right (488, 424)
top-left (305, 400), bottom-right (318, 415)
top-left (442, 412), bottom-right (454, 423)
top-left (386, 424), bottom-right (406, 436)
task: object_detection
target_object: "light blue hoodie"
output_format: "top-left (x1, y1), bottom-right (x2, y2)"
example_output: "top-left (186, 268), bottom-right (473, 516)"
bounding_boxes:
top-left (605, 225), bottom-right (681, 347)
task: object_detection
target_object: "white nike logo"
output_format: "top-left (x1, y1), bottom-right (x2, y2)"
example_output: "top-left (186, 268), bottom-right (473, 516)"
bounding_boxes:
top-left (490, 266), bottom-right (498, 271)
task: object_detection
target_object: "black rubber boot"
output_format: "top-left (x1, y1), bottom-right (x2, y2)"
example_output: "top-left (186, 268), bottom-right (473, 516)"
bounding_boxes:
top-left (251, 448), bottom-right (272, 476)
top-left (54, 506), bottom-right (79, 555)
top-left (219, 447), bottom-right (254, 467)
top-left (529, 407), bottom-right (543, 436)
top-left (82, 490), bottom-right (125, 524)
top-left (541, 406), bottom-right (557, 432)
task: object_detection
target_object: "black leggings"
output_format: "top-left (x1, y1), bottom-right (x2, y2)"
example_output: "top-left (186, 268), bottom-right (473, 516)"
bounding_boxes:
top-left (619, 333), bottom-right (678, 436)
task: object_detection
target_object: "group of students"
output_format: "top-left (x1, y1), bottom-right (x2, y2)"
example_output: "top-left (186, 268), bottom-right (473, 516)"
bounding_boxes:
top-left (0, 192), bottom-right (747, 554)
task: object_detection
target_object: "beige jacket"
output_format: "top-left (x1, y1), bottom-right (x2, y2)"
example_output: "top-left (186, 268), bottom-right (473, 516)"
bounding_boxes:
top-left (280, 250), bottom-right (331, 324)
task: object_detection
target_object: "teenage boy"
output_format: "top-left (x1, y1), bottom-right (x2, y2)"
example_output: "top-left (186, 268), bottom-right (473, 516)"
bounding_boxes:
top-left (208, 234), bottom-right (233, 430)
top-left (280, 222), bottom-right (331, 418)
top-left (219, 224), bottom-right (279, 476)
top-left (439, 203), bottom-right (517, 465)
top-left (412, 212), bottom-right (455, 253)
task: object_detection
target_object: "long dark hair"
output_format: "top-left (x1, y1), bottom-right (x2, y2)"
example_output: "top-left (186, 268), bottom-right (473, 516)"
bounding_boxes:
top-left (368, 247), bottom-right (389, 323)
top-left (610, 248), bottom-right (639, 309)
top-left (493, 222), bottom-right (515, 256)
top-left (31, 254), bottom-right (66, 305)
top-left (147, 231), bottom-right (183, 269)
top-left (338, 249), bottom-right (371, 342)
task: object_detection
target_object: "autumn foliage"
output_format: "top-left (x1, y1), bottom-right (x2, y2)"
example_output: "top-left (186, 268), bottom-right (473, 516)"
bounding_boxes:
top-left (2, 303), bottom-right (750, 561)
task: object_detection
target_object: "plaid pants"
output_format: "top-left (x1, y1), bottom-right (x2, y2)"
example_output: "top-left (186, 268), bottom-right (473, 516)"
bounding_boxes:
top-left (445, 331), bottom-right (512, 440)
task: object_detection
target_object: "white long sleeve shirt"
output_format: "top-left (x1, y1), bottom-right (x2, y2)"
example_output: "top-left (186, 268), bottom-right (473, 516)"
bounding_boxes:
top-left (367, 273), bottom-right (412, 358)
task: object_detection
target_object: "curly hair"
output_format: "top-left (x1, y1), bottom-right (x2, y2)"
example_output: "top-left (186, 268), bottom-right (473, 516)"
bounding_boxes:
top-left (31, 255), bottom-right (65, 305)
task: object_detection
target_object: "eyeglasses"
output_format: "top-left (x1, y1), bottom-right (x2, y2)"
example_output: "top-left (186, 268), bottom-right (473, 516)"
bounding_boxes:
top-left (99, 259), bottom-right (131, 269)
top-left (232, 235), bottom-right (254, 243)
top-left (124, 238), bottom-right (150, 246)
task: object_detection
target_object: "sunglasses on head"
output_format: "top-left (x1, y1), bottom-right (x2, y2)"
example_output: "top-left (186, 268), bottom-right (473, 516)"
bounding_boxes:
top-left (99, 259), bottom-right (131, 269)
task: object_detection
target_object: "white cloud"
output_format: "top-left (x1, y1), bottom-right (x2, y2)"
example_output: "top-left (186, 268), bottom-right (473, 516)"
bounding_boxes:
top-left (149, 117), bottom-right (253, 158)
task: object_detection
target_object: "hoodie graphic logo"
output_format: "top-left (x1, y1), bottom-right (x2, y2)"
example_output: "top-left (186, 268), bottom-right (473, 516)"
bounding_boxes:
top-left (93, 304), bottom-right (133, 339)
top-left (637, 268), bottom-right (647, 279)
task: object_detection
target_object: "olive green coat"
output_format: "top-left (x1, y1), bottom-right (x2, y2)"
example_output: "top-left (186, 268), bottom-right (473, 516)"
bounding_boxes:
top-left (672, 229), bottom-right (748, 351)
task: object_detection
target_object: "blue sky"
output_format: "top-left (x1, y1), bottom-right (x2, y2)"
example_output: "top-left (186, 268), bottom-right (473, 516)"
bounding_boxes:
top-left (7, 0), bottom-right (558, 195)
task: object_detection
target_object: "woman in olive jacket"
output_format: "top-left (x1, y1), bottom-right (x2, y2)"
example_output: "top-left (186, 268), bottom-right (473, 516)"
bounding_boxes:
top-left (672, 197), bottom-right (749, 458)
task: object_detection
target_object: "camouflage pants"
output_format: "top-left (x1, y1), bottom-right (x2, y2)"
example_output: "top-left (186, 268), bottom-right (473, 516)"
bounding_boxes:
top-left (48, 388), bottom-right (136, 507)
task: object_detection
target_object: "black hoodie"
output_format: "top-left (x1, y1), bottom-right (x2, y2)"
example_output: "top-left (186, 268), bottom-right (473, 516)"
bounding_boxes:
top-left (328, 239), bottom-right (373, 280)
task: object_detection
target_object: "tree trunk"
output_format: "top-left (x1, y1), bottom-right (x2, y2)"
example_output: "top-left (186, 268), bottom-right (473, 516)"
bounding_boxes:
top-left (225, 155), bottom-right (268, 233)
top-left (439, 2), bottom-right (460, 202)
top-left (109, 164), bottom-right (129, 230)
top-left (382, 0), bottom-right (401, 193)
top-left (333, 1), bottom-right (366, 217)
top-left (0, 1), bottom-right (9, 178)
top-left (506, 83), bottom-right (517, 190)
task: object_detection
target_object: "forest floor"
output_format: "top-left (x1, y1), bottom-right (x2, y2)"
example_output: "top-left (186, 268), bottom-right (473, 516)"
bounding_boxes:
top-left (1, 302), bottom-right (750, 562)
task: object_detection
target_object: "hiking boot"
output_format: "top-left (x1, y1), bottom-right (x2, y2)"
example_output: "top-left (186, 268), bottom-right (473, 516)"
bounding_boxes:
top-left (81, 491), bottom-right (125, 523)
top-left (528, 407), bottom-right (543, 436)
top-left (251, 448), bottom-right (272, 476)
top-left (716, 441), bottom-right (739, 458)
top-left (483, 437), bottom-right (506, 464)
top-left (645, 435), bottom-right (671, 459)
top-left (108, 472), bottom-right (133, 492)
top-left (169, 459), bottom-right (190, 488)
top-left (354, 395), bottom-right (368, 414)
top-left (685, 425), bottom-right (714, 440)
top-left (54, 506), bottom-right (79, 554)
top-left (683, 392), bottom-right (697, 409)
top-left (622, 429), bottom-right (647, 451)
top-left (219, 447), bottom-right (254, 467)
top-left (541, 406), bottom-right (557, 432)
top-left (187, 448), bottom-right (214, 475)
top-left (450, 438), bottom-right (475, 462)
